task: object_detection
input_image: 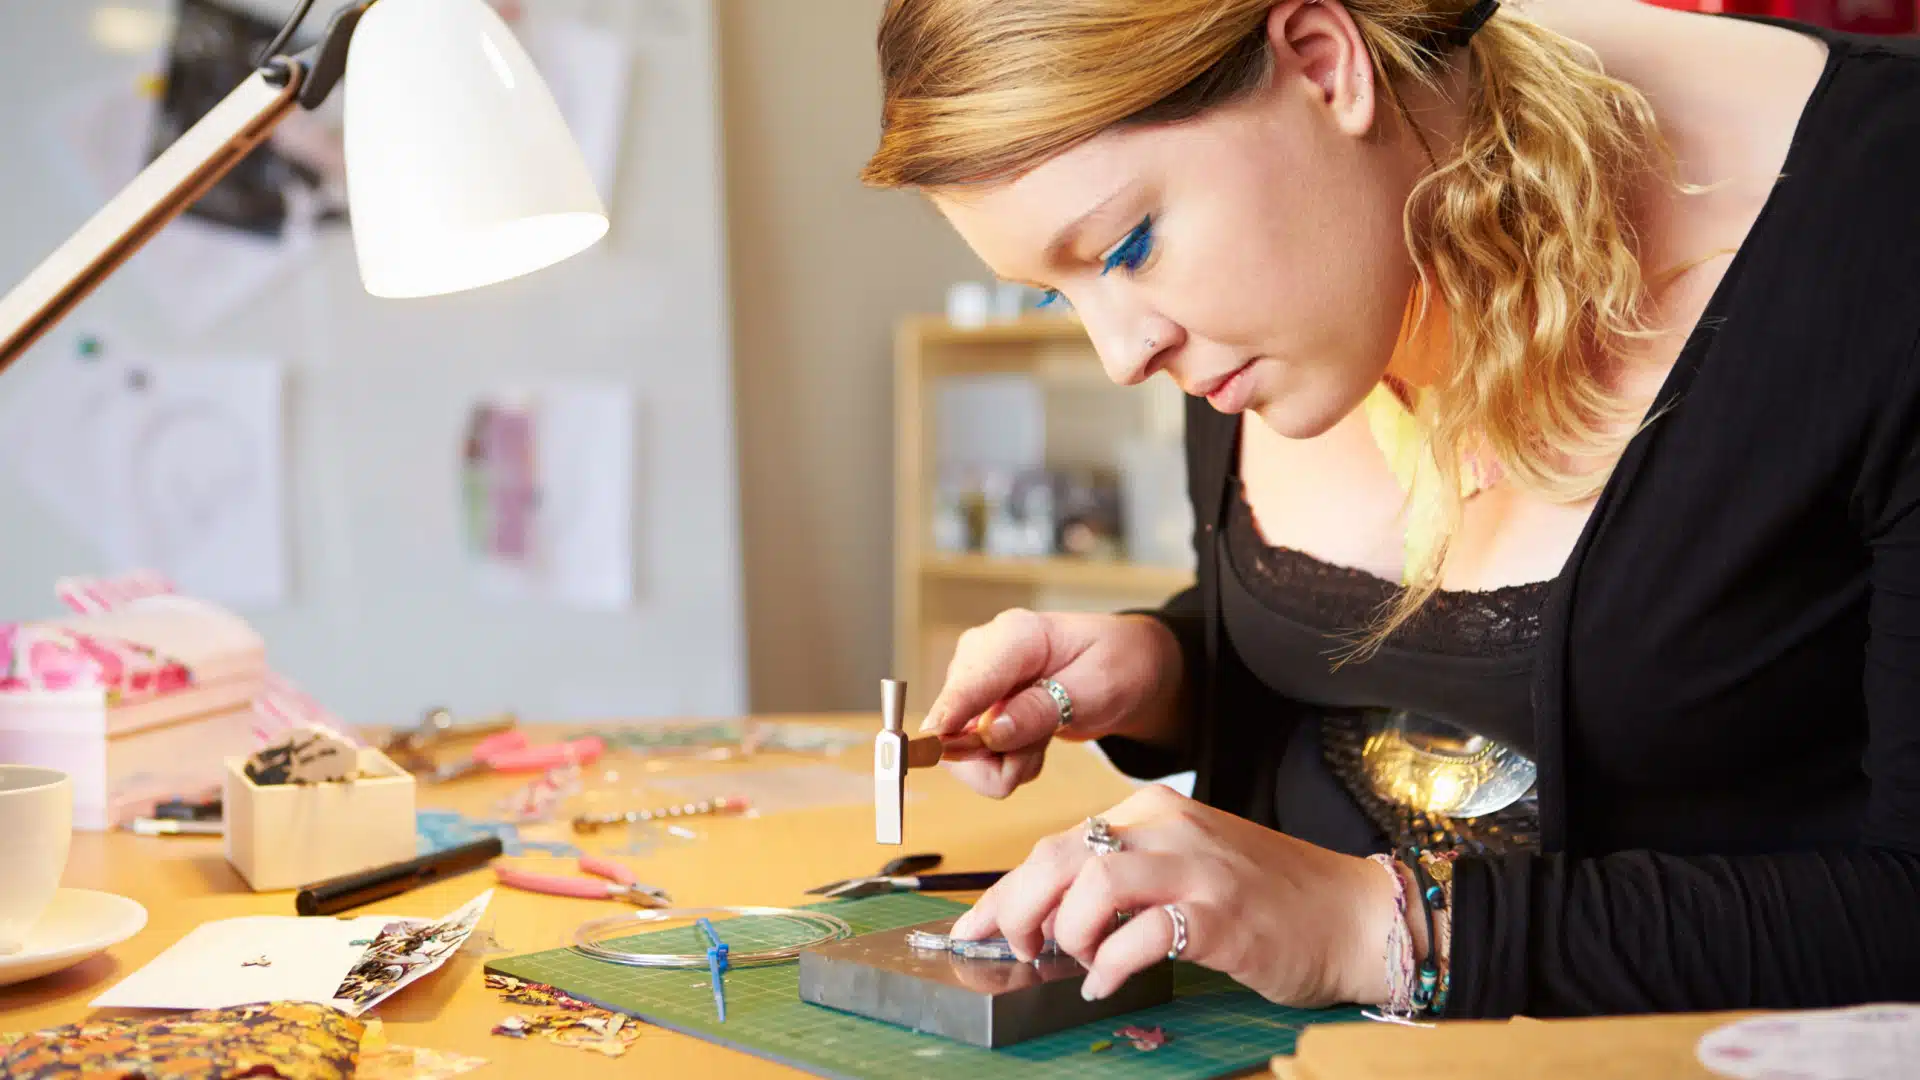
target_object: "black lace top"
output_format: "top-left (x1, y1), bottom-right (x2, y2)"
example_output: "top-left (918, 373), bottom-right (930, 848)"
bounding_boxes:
top-left (1224, 485), bottom-right (1549, 659)
top-left (1220, 481), bottom-right (1548, 855)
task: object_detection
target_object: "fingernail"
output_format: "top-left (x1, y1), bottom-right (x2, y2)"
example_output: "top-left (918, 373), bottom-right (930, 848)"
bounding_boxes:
top-left (988, 714), bottom-right (1016, 745)
top-left (919, 710), bottom-right (941, 733)
top-left (1081, 979), bottom-right (1107, 1002)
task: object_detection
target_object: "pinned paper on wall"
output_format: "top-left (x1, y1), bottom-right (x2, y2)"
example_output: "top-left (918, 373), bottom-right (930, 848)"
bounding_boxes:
top-left (0, 334), bottom-right (289, 608)
top-left (35, 0), bottom-right (345, 336)
top-left (40, 70), bottom-right (320, 337)
top-left (461, 383), bottom-right (635, 610)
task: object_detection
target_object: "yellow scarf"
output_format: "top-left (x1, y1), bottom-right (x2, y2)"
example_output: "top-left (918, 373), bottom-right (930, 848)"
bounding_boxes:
top-left (1361, 287), bottom-right (1499, 584)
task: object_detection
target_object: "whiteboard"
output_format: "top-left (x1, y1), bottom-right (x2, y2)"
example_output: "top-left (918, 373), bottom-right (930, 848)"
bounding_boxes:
top-left (0, 0), bottom-right (746, 724)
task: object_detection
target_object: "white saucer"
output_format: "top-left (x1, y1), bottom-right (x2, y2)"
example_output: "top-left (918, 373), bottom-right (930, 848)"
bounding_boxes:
top-left (0, 888), bottom-right (148, 988)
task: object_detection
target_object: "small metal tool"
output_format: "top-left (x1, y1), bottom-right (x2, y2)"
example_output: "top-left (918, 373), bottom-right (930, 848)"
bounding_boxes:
top-left (805, 870), bottom-right (1006, 900)
top-left (129, 817), bottom-right (224, 836)
top-left (571, 795), bottom-right (750, 834)
top-left (381, 708), bottom-right (519, 772)
top-left (875, 678), bottom-right (943, 845)
top-left (798, 917), bottom-right (1173, 1048)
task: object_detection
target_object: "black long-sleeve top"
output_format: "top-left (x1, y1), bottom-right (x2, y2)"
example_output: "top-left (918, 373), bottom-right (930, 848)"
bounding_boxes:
top-left (1098, 18), bottom-right (1920, 1018)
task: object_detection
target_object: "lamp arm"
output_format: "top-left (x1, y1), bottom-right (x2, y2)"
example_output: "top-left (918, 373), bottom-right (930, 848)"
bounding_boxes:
top-left (0, 62), bottom-right (306, 372)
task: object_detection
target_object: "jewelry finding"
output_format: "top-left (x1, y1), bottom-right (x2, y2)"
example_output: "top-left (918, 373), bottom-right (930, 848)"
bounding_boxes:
top-left (1084, 816), bottom-right (1123, 857)
top-left (1163, 905), bottom-right (1188, 961)
top-left (1038, 678), bottom-right (1074, 729)
top-left (905, 929), bottom-right (1063, 962)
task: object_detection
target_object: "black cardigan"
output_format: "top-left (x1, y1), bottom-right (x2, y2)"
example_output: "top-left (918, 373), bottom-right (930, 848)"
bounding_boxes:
top-left (1099, 20), bottom-right (1920, 1017)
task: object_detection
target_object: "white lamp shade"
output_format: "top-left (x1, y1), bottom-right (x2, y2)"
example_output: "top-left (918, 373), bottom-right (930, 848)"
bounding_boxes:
top-left (342, 0), bottom-right (610, 299)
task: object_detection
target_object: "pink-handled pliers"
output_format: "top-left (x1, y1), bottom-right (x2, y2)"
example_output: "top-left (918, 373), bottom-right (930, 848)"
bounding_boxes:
top-left (430, 730), bottom-right (605, 783)
top-left (494, 855), bottom-right (671, 906)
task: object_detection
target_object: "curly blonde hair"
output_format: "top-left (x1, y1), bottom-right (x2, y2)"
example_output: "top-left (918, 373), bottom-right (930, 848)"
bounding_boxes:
top-left (863, 0), bottom-right (1673, 650)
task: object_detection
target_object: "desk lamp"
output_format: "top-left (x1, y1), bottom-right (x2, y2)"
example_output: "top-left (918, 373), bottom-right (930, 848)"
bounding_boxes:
top-left (0, 0), bottom-right (609, 371)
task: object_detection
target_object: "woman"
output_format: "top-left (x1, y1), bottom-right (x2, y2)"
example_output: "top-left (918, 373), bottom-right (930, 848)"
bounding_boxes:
top-left (865, 0), bottom-right (1920, 1019)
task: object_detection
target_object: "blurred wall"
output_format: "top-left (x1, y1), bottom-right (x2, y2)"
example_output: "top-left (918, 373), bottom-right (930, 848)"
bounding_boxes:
top-left (718, 1), bottom-right (985, 712)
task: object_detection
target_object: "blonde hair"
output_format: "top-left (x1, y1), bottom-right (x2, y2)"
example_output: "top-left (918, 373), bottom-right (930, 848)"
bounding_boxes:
top-left (864, 0), bottom-right (1673, 651)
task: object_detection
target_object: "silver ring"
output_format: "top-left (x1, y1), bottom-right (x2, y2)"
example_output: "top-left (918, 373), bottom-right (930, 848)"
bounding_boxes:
top-left (1084, 816), bottom-right (1123, 857)
top-left (1038, 678), bottom-right (1073, 729)
top-left (1164, 904), bottom-right (1188, 961)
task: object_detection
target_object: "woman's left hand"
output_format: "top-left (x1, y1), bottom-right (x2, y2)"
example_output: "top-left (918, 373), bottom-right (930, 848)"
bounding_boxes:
top-left (948, 784), bottom-right (1402, 1007)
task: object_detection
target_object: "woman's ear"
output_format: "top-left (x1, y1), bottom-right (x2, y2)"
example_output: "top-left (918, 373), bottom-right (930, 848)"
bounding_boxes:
top-left (1265, 0), bottom-right (1376, 137)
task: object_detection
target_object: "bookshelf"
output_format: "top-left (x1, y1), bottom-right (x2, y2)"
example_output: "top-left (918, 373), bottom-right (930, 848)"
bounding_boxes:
top-left (893, 314), bottom-right (1196, 712)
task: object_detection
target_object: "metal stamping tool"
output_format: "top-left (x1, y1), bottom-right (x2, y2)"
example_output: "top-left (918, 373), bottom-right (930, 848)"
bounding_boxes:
top-left (874, 678), bottom-right (943, 845)
top-left (798, 918), bottom-right (1174, 1048)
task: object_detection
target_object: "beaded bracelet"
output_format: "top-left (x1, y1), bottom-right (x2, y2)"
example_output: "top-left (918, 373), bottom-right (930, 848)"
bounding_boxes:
top-left (1406, 848), bottom-right (1459, 1017)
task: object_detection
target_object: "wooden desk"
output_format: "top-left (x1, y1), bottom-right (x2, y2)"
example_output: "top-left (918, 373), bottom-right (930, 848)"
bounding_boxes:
top-left (0, 715), bottom-right (1137, 1076)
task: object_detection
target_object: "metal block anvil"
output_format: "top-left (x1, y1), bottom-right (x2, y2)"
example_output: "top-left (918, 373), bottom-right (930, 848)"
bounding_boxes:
top-left (875, 678), bottom-right (943, 845)
top-left (798, 918), bottom-right (1175, 1048)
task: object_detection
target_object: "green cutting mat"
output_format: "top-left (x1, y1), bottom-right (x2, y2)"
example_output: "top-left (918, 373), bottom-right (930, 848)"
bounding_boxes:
top-left (485, 894), bottom-right (1365, 1080)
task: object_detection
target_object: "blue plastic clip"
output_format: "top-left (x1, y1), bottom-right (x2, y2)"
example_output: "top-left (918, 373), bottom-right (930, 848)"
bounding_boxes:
top-left (696, 917), bottom-right (729, 1022)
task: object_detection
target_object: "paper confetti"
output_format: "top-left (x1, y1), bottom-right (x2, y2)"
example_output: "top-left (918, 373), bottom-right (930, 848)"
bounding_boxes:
top-left (358, 1044), bottom-right (490, 1079)
top-left (486, 974), bottom-right (640, 1057)
top-left (485, 972), bottom-right (592, 1010)
top-left (1090, 1039), bottom-right (1113, 1053)
top-left (356, 1021), bottom-right (488, 1079)
top-left (1115, 1024), bottom-right (1170, 1051)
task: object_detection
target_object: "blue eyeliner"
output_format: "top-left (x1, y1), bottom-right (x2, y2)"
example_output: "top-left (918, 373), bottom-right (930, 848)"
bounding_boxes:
top-left (1100, 216), bottom-right (1155, 275)
top-left (1036, 214), bottom-right (1156, 311)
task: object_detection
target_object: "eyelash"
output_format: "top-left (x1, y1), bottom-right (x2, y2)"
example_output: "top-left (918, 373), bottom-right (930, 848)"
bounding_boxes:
top-left (1101, 216), bottom-right (1156, 276)
top-left (1035, 216), bottom-right (1158, 311)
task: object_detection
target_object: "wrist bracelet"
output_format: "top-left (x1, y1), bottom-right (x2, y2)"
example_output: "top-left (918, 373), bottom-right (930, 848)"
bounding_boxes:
top-left (1406, 848), bottom-right (1459, 1017)
top-left (1367, 853), bottom-right (1417, 1019)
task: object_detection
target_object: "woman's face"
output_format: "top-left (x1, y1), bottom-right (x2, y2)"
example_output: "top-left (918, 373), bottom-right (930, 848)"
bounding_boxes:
top-left (933, 1), bottom-right (1428, 439)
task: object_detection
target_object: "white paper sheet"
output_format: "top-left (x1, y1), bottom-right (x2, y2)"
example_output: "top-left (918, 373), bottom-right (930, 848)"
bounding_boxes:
top-left (464, 382), bottom-right (634, 610)
top-left (0, 342), bottom-right (289, 607)
top-left (92, 891), bottom-right (492, 1016)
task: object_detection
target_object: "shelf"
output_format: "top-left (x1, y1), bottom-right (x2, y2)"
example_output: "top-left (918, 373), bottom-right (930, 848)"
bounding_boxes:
top-left (901, 313), bottom-right (1090, 348)
top-left (919, 552), bottom-right (1193, 593)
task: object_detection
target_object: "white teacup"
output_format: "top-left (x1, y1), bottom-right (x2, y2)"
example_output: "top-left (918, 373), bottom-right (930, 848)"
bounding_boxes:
top-left (0, 765), bottom-right (72, 954)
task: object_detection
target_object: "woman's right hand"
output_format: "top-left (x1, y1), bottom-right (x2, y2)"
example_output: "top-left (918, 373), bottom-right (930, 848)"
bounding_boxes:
top-left (922, 608), bottom-right (1181, 799)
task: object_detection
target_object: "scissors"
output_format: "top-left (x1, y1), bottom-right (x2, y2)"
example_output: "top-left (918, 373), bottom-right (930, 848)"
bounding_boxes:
top-left (806, 853), bottom-right (1005, 900)
top-left (494, 855), bottom-right (671, 906)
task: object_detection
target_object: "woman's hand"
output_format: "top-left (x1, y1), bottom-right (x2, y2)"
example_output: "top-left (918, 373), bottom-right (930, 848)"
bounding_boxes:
top-left (921, 609), bottom-right (1183, 800)
top-left (949, 784), bottom-right (1402, 1008)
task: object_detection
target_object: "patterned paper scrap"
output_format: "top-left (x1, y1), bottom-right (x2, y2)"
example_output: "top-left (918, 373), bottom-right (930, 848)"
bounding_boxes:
top-left (331, 891), bottom-right (493, 1015)
top-left (0, 1001), bottom-right (362, 1080)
